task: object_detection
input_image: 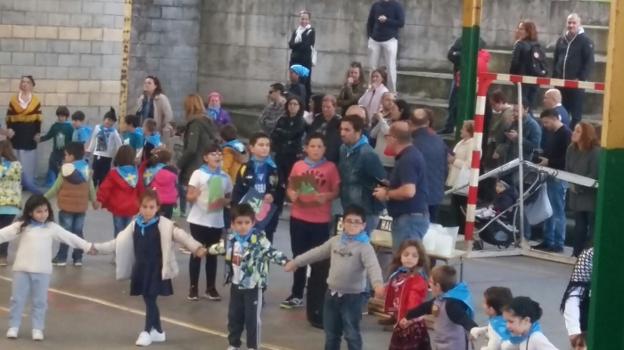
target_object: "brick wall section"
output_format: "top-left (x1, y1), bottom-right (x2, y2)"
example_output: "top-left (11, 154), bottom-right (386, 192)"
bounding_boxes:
top-left (127, 0), bottom-right (201, 122)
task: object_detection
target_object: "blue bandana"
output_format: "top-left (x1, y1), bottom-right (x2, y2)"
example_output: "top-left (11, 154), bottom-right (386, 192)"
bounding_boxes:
top-left (135, 215), bottom-right (159, 236)
top-left (99, 126), bottom-right (115, 137)
top-left (29, 219), bottom-right (47, 228)
top-left (345, 135), bottom-right (369, 156)
top-left (233, 230), bottom-right (253, 247)
top-left (116, 165), bottom-right (138, 188)
top-left (73, 126), bottom-right (92, 143)
top-left (490, 315), bottom-right (525, 344)
top-left (145, 133), bottom-right (161, 148)
top-left (143, 163), bottom-right (166, 186)
top-left (251, 155), bottom-right (276, 170)
top-left (303, 157), bottom-right (326, 169)
top-left (207, 107), bottom-right (220, 121)
top-left (340, 231), bottom-right (370, 245)
top-left (73, 159), bottom-right (89, 181)
top-left (224, 139), bottom-right (246, 153)
top-left (442, 282), bottom-right (475, 319)
top-left (200, 164), bottom-right (222, 176)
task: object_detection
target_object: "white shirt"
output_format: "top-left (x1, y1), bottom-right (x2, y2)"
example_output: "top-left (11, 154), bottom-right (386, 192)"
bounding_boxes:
top-left (187, 168), bottom-right (233, 228)
top-left (515, 332), bottom-right (559, 350)
top-left (563, 287), bottom-right (583, 335)
top-left (17, 92), bottom-right (32, 110)
top-left (0, 222), bottom-right (91, 274)
top-left (87, 124), bottom-right (122, 158)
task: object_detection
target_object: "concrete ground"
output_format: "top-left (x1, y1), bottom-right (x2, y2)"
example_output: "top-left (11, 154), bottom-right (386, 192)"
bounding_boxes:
top-left (0, 205), bottom-right (573, 349)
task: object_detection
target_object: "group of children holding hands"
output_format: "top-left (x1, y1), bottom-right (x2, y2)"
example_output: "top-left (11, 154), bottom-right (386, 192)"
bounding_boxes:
top-left (0, 105), bottom-right (565, 350)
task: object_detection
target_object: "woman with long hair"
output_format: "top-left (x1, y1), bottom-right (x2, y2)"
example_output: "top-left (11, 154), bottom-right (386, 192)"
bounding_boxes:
top-left (337, 61), bottom-right (367, 114)
top-left (289, 10), bottom-right (316, 102)
top-left (358, 67), bottom-right (390, 121)
top-left (510, 20), bottom-right (541, 110)
top-left (136, 76), bottom-right (174, 148)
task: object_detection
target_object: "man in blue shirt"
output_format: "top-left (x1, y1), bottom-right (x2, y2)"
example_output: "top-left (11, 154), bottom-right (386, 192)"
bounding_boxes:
top-left (367, 0), bottom-right (405, 92)
top-left (373, 121), bottom-right (429, 251)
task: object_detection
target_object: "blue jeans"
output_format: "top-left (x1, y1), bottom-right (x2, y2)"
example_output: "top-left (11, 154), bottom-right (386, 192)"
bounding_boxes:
top-left (365, 214), bottom-right (380, 236)
top-left (391, 212), bottom-right (430, 251)
top-left (10, 271), bottom-right (50, 330)
top-left (55, 211), bottom-right (85, 262)
top-left (542, 178), bottom-right (568, 249)
top-left (113, 215), bottom-right (133, 238)
top-left (323, 291), bottom-right (364, 350)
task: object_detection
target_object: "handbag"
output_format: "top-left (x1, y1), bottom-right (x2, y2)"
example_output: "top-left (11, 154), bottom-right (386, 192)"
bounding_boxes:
top-left (311, 46), bottom-right (317, 66)
top-left (524, 183), bottom-right (553, 225)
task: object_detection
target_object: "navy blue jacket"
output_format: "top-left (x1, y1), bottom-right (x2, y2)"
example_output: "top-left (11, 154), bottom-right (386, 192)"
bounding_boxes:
top-left (411, 128), bottom-right (448, 206)
top-left (367, 0), bottom-right (405, 42)
top-left (553, 30), bottom-right (594, 81)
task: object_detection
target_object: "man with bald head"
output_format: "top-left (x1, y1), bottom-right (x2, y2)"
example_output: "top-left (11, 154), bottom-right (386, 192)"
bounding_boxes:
top-left (553, 13), bottom-right (594, 128)
top-left (542, 89), bottom-right (570, 127)
top-left (373, 121), bottom-right (429, 250)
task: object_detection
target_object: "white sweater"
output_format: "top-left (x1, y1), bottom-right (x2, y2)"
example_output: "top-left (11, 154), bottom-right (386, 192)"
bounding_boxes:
top-left (512, 332), bottom-right (559, 350)
top-left (0, 222), bottom-right (92, 274)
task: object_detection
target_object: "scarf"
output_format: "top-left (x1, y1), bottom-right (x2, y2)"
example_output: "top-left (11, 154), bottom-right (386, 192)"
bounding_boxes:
top-left (140, 96), bottom-right (154, 121)
top-left (490, 315), bottom-right (524, 344)
top-left (340, 231), bottom-right (370, 245)
top-left (233, 230), bottom-right (253, 247)
top-left (207, 107), bottom-right (221, 121)
top-left (135, 215), bottom-right (159, 236)
top-left (442, 282), bottom-right (475, 319)
top-left (29, 219), bottom-right (47, 228)
top-left (251, 155), bottom-right (276, 170)
top-left (143, 163), bottom-right (166, 186)
top-left (72, 126), bottom-right (92, 143)
top-left (345, 135), bottom-right (369, 156)
top-left (294, 24), bottom-right (311, 43)
top-left (388, 266), bottom-right (410, 282)
top-left (303, 157), bottom-right (326, 169)
top-left (73, 160), bottom-right (89, 182)
top-left (98, 126), bottom-right (114, 138)
top-left (224, 139), bottom-right (246, 154)
top-left (145, 133), bottom-right (161, 147)
top-left (513, 322), bottom-right (542, 345)
top-left (116, 165), bottom-right (138, 188)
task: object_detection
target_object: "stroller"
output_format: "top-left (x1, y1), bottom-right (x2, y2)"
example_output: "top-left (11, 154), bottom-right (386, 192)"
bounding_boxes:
top-left (473, 168), bottom-right (549, 250)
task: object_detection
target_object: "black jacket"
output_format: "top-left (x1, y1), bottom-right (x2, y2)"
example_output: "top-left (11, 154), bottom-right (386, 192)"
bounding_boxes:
top-left (289, 27), bottom-right (315, 68)
top-left (509, 40), bottom-right (535, 75)
top-left (308, 114), bottom-right (342, 163)
top-left (177, 116), bottom-right (219, 183)
top-left (231, 159), bottom-right (283, 205)
top-left (553, 31), bottom-right (594, 80)
top-left (271, 115), bottom-right (305, 156)
top-left (447, 37), bottom-right (487, 73)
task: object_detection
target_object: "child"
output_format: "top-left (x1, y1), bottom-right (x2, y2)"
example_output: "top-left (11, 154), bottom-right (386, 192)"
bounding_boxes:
top-left (0, 140), bottom-right (22, 266)
top-left (220, 124), bottom-right (247, 182)
top-left (186, 143), bottom-right (232, 301)
top-left (38, 106), bottom-right (73, 186)
top-left (87, 107), bottom-right (122, 187)
top-left (385, 240), bottom-right (431, 350)
top-left (141, 118), bottom-right (162, 162)
top-left (288, 64), bottom-right (309, 103)
top-left (93, 190), bottom-right (207, 347)
top-left (139, 149), bottom-right (178, 219)
top-left (122, 114), bottom-right (144, 152)
top-left (502, 297), bottom-right (558, 350)
top-left (280, 132), bottom-right (340, 309)
top-left (0, 195), bottom-right (94, 341)
top-left (208, 203), bottom-right (289, 350)
top-left (231, 132), bottom-right (283, 242)
top-left (97, 145), bottom-right (140, 238)
top-left (284, 205), bottom-right (384, 350)
top-left (70, 110), bottom-right (92, 145)
top-left (402, 265), bottom-right (477, 350)
top-left (470, 286), bottom-right (517, 350)
top-left (45, 142), bottom-right (98, 266)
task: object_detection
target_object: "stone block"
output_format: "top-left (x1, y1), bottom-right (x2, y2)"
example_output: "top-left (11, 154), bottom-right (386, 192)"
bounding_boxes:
top-left (101, 55), bottom-right (121, 69)
top-left (69, 41), bottom-right (91, 54)
top-left (0, 38), bottom-right (23, 51)
top-left (44, 93), bottom-right (67, 106)
top-left (59, 27), bottom-right (81, 40)
top-left (36, 0), bottom-right (60, 12)
top-left (102, 28), bottom-right (122, 42)
top-left (82, 1), bottom-right (105, 15)
top-left (91, 41), bottom-right (121, 55)
top-left (78, 80), bottom-right (100, 92)
top-left (23, 39), bottom-right (48, 52)
top-left (67, 93), bottom-right (89, 106)
top-left (89, 92), bottom-right (119, 106)
top-left (162, 6), bottom-right (200, 20)
top-left (35, 53), bottom-right (58, 66)
top-left (34, 79), bottom-right (57, 93)
top-left (0, 25), bottom-right (12, 38)
top-left (48, 40), bottom-right (70, 53)
top-left (81, 28), bottom-right (103, 41)
top-left (101, 80), bottom-right (120, 93)
top-left (114, 16), bottom-right (125, 29)
top-left (58, 54), bottom-right (80, 67)
top-left (20, 12), bottom-right (49, 26)
top-left (12, 52), bottom-right (35, 65)
top-left (35, 26), bottom-right (58, 39)
top-left (57, 80), bottom-right (79, 93)
top-left (1, 11), bottom-right (26, 25)
top-left (63, 0), bottom-right (83, 13)
top-left (12, 25), bottom-right (35, 38)
top-left (12, 0), bottom-right (38, 13)
top-left (48, 13), bottom-right (72, 26)
top-left (69, 14), bottom-right (92, 27)
top-left (104, 2), bottom-right (124, 16)
top-left (80, 54), bottom-right (102, 67)
top-left (90, 68), bottom-right (120, 80)
top-left (45, 66), bottom-right (69, 79)
top-left (67, 67), bottom-right (91, 80)
top-left (92, 15), bottom-right (116, 29)
top-left (0, 52), bottom-right (10, 64)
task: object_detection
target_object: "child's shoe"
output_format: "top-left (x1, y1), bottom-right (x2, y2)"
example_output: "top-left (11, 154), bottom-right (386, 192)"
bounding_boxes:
top-left (6, 327), bottom-right (18, 339)
top-left (51, 258), bottom-right (66, 267)
top-left (149, 328), bottom-right (166, 342)
top-left (135, 331), bottom-right (152, 346)
top-left (32, 329), bottom-right (44, 341)
top-left (280, 295), bottom-right (303, 309)
top-left (73, 259), bottom-right (83, 267)
top-left (187, 286), bottom-right (199, 301)
top-left (204, 288), bottom-right (221, 301)
top-left (226, 346), bottom-right (239, 350)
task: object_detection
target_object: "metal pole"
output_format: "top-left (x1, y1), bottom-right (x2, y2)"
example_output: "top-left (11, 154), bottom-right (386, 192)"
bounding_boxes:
top-left (516, 83), bottom-right (526, 247)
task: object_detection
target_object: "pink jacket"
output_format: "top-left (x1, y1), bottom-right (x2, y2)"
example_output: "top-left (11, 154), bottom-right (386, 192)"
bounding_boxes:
top-left (139, 163), bottom-right (179, 205)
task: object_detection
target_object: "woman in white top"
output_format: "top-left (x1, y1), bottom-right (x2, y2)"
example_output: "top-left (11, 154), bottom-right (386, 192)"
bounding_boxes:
top-left (447, 120), bottom-right (474, 235)
top-left (358, 67), bottom-right (390, 122)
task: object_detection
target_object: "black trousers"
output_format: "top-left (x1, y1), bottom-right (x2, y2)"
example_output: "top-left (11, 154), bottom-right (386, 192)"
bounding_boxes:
top-left (0, 214), bottom-right (16, 257)
top-left (228, 285), bottom-right (261, 349)
top-left (159, 204), bottom-right (174, 219)
top-left (572, 211), bottom-right (595, 257)
top-left (560, 87), bottom-right (585, 128)
top-left (451, 194), bottom-right (468, 236)
top-left (143, 295), bottom-right (162, 332)
top-left (290, 217), bottom-right (330, 298)
top-left (92, 155), bottom-right (112, 187)
top-left (189, 223), bottom-right (222, 290)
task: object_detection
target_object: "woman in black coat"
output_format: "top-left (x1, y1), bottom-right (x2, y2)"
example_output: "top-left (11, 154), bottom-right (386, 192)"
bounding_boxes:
top-left (510, 20), bottom-right (540, 110)
top-left (289, 11), bottom-right (315, 103)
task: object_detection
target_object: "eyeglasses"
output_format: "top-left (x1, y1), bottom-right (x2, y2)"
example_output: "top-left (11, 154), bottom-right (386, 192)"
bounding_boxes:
top-left (344, 219), bottom-right (364, 225)
top-left (207, 152), bottom-right (223, 157)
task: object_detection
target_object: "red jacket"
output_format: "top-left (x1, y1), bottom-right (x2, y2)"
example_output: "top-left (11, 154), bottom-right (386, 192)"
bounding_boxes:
top-left (97, 169), bottom-right (140, 217)
top-left (384, 272), bottom-right (428, 321)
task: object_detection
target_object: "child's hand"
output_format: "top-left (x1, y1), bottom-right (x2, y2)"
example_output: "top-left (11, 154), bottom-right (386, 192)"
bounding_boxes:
top-left (87, 244), bottom-right (98, 255)
top-left (397, 318), bottom-right (409, 329)
top-left (469, 327), bottom-right (482, 340)
top-left (284, 260), bottom-right (297, 272)
top-left (194, 247), bottom-right (208, 258)
top-left (286, 188), bottom-right (298, 203)
top-left (34, 134), bottom-right (41, 142)
top-left (263, 194), bottom-right (274, 204)
top-left (92, 201), bottom-right (101, 210)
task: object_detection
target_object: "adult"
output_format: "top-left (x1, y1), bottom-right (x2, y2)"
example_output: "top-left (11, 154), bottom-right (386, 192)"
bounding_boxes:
top-left (258, 83), bottom-right (287, 135)
top-left (484, 90), bottom-right (513, 170)
top-left (6, 75), bottom-right (42, 194)
top-left (289, 10), bottom-right (315, 103)
top-left (446, 121), bottom-right (474, 235)
top-left (565, 122), bottom-right (599, 257)
top-left (542, 89), bottom-right (571, 127)
top-left (366, 0), bottom-right (405, 92)
top-left (205, 91), bottom-right (232, 127)
top-left (136, 75), bottom-right (174, 149)
top-left (373, 121), bottom-right (429, 249)
top-left (410, 108), bottom-right (449, 222)
top-left (532, 109), bottom-right (571, 253)
top-left (358, 68), bottom-right (390, 122)
top-left (562, 247), bottom-right (593, 349)
top-left (510, 20), bottom-right (541, 110)
top-left (338, 114), bottom-right (386, 234)
top-left (553, 13), bottom-right (595, 128)
top-left (177, 94), bottom-right (219, 186)
top-left (272, 96), bottom-right (306, 185)
top-left (337, 62), bottom-right (367, 114)
top-left (498, 103), bottom-right (542, 163)
top-left (304, 94), bottom-right (324, 126)
top-left (370, 97), bottom-right (409, 171)
top-left (308, 95), bottom-right (342, 163)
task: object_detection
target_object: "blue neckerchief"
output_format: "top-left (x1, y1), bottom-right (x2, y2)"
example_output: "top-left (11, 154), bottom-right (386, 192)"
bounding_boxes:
top-left (73, 126), bottom-right (92, 143)
top-left (441, 282), bottom-right (475, 319)
top-left (303, 157), bottom-right (326, 169)
top-left (143, 163), bottom-right (166, 186)
top-left (200, 164), bottom-right (226, 177)
top-left (388, 266), bottom-right (410, 281)
top-left (232, 230), bottom-right (253, 247)
top-left (73, 159), bottom-right (89, 181)
top-left (207, 107), bottom-right (221, 121)
top-left (29, 219), bottom-right (47, 228)
top-left (251, 155), bottom-right (276, 170)
top-left (116, 165), bottom-right (138, 188)
top-left (509, 322), bottom-right (542, 345)
top-left (136, 127), bottom-right (144, 137)
top-left (490, 315), bottom-right (525, 344)
top-left (145, 133), bottom-right (161, 147)
top-left (99, 126), bottom-right (114, 136)
top-left (345, 135), bottom-right (369, 156)
top-left (135, 215), bottom-right (159, 236)
top-left (224, 139), bottom-right (245, 153)
top-left (340, 231), bottom-right (370, 245)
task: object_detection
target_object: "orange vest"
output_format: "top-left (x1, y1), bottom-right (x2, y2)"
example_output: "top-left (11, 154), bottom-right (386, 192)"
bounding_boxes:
top-left (58, 179), bottom-right (89, 213)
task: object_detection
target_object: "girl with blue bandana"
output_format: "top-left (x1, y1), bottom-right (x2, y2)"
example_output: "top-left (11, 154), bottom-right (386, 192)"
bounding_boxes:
top-left (93, 190), bottom-right (207, 347)
top-left (140, 119), bottom-right (162, 162)
top-left (470, 286), bottom-right (517, 350)
top-left (87, 107), bottom-right (122, 187)
top-left (139, 149), bottom-right (178, 219)
top-left (0, 140), bottom-right (22, 266)
top-left (502, 297), bottom-right (558, 350)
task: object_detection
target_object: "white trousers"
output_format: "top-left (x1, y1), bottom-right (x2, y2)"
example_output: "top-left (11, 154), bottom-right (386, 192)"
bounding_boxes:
top-left (368, 37), bottom-right (398, 92)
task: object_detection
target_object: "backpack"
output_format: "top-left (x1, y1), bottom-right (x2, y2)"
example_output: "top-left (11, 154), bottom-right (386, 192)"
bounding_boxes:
top-left (528, 42), bottom-right (548, 77)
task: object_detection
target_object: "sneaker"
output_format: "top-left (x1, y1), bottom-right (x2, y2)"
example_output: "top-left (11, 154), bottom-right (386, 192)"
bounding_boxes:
top-left (149, 328), bottom-right (166, 342)
top-left (32, 329), bottom-right (44, 341)
top-left (531, 242), bottom-right (551, 252)
top-left (187, 287), bottom-right (199, 301)
top-left (51, 258), bottom-right (66, 267)
top-left (226, 346), bottom-right (240, 350)
top-left (0, 257), bottom-right (7, 266)
top-left (280, 296), bottom-right (303, 309)
top-left (550, 246), bottom-right (564, 253)
top-left (6, 327), bottom-right (18, 339)
top-left (73, 259), bottom-right (83, 267)
top-left (135, 331), bottom-right (152, 346)
top-left (204, 288), bottom-right (221, 301)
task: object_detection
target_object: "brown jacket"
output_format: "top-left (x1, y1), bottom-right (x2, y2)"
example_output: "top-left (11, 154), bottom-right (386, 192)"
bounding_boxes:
top-left (58, 180), bottom-right (89, 213)
top-left (137, 93), bottom-right (174, 148)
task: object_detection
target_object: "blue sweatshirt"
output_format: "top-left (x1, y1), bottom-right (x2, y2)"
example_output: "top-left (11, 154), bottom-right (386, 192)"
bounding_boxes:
top-left (367, 0), bottom-right (405, 42)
